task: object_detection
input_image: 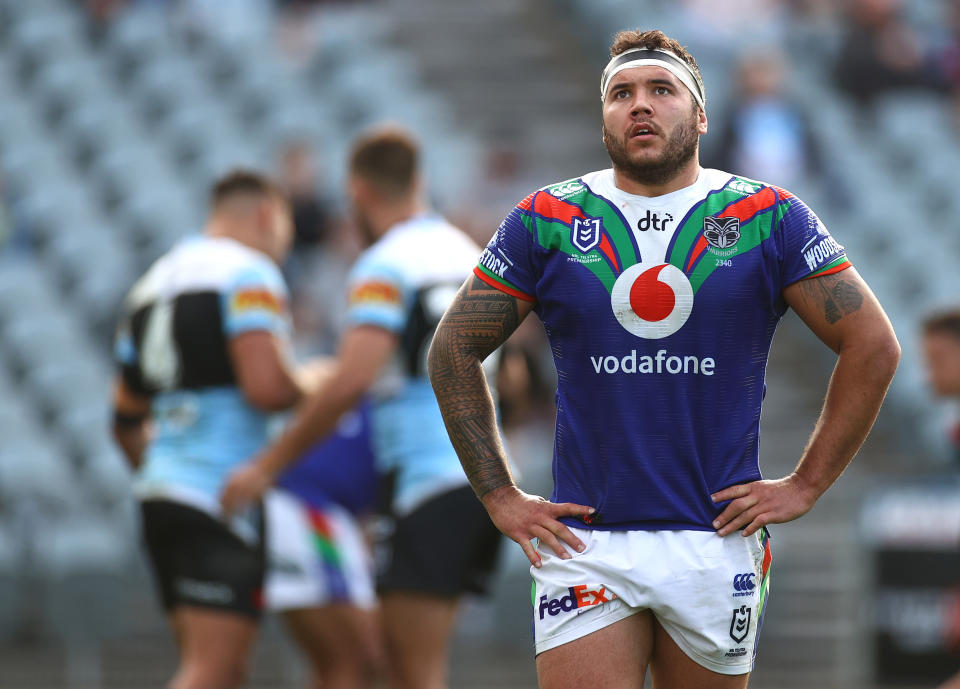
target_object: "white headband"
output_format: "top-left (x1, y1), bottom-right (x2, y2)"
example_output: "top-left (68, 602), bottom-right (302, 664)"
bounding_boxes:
top-left (600, 48), bottom-right (705, 110)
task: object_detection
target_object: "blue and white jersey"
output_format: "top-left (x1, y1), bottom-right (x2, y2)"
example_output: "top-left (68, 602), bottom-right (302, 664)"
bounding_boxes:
top-left (114, 236), bottom-right (291, 537)
top-left (346, 212), bottom-right (483, 515)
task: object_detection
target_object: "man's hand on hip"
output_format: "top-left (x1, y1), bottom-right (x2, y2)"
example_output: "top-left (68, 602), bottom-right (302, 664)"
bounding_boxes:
top-left (711, 473), bottom-right (820, 537)
top-left (220, 459), bottom-right (274, 517)
top-left (481, 485), bottom-right (594, 568)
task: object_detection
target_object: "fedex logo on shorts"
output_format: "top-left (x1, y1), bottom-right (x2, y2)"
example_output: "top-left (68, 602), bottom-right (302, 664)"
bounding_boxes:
top-left (538, 585), bottom-right (616, 619)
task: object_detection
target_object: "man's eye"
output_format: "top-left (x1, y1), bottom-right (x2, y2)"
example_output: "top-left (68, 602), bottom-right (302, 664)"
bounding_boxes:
top-left (615, 90), bottom-right (629, 99)
top-left (655, 86), bottom-right (670, 95)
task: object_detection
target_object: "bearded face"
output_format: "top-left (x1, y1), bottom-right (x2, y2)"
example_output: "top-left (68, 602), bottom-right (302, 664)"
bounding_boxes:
top-left (602, 102), bottom-right (701, 188)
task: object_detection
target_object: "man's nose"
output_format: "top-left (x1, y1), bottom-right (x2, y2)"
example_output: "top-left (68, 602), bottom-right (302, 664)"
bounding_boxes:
top-left (631, 95), bottom-right (653, 117)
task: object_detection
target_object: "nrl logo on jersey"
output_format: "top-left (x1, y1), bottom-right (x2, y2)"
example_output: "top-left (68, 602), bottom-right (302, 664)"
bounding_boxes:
top-left (572, 217), bottom-right (602, 254)
top-left (703, 216), bottom-right (741, 256)
top-left (548, 180), bottom-right (585, 200)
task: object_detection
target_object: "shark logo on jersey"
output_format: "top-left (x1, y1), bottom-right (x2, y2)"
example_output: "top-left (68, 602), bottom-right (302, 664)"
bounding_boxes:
top-left (703, 217), bottom-right (741, 250)
top-left (572, 217), bottom-right (602, 254)
top-left (610, 263), bottom-right (693, 338)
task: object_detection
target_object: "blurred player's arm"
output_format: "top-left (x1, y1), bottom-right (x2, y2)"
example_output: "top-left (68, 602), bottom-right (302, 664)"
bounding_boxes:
top-left (937, 670), bottom-right (960, 689)
top-left (111, 378), bottom-right (152, 470)
top-left (714, 267), bottom-right (900, 536)
top-left (230, 331), bottom-right (325, 411)
top-left (428, 275), bottom-right (593, 567)
top-left (221, 325), bottom-right (396, 513)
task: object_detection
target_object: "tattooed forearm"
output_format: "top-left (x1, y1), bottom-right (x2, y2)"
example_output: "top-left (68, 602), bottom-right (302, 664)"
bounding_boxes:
top-left (428, 276), bottom-right (523, 498)
top-left (799, 273), bottom-right (864, 325)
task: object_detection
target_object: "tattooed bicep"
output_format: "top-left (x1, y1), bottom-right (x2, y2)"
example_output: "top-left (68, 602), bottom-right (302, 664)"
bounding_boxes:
top-left (794, 270), bottom-right (864, 325)
top-left (433, 275), bottom-right (530, 359)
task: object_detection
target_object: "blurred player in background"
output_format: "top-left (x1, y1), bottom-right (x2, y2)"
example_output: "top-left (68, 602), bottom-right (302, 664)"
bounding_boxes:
top-left (939, 669), bottom-right (960, 689)
top-left (265, 398), bottom-right (382, 689)
top-left (921, 309), bottom-right (960, 467)
top-left (922, 310), bottom-right (960, 689)
top-left (428, 29), bottom-right (900, 689)
top-left (110, 170), bottom-right (322, 689)
top-left (222, 127), bottom-right (503, 689)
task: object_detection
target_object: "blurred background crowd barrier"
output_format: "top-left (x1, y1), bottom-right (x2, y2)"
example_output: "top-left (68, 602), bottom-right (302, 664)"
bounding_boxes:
top-left (0, 0), bottom-right (957, 687)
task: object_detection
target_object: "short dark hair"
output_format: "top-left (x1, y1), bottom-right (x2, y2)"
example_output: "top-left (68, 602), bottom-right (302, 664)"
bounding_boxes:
top-left (608, 29), bottom-right (704, 104)
top-left (348, 127), bottom-right (419, 199)
top-left (210, 169), bottom-right (283, 208)
top-left (923, 309), bottom-right (960, 341)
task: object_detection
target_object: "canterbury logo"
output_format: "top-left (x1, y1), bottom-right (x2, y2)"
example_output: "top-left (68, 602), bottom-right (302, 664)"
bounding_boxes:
top-left (733, 573), bottom-right (756, 592)
top-left (728, 179), bottom-right (760, 195)
top-left (549, 182), bottom-right (583, 198)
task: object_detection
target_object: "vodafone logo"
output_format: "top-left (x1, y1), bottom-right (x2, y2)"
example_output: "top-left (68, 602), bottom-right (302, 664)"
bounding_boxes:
top-left (610, 263), bottom-right (693, 338)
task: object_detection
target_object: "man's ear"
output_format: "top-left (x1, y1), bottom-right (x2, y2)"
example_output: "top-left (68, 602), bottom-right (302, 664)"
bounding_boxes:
top-left (348, 175), bottom-right (370, 205)
top-left (698, 108), bottom-right (709, 136)
top-left (254, 197), bottom-right (274, 234)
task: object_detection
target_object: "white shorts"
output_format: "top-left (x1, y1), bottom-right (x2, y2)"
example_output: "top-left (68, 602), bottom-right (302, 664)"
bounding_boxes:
top-left (532, 528), bottom-right (772, 675)
top-left (264, 490), bottom-right (376, 611)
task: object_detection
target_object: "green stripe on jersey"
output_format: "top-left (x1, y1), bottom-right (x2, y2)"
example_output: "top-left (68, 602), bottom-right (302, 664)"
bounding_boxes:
top-left (532, 218), bottom-right (618, 292)
top-left (476, 263), bottom-right (527, 295)
top-left (806, 255), bottom-right (849, 278)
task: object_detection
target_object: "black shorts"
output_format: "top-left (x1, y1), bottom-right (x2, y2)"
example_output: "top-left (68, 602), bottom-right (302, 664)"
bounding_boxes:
top-left (375, 485), bottom-right (503, 597)
top-left (140, 499), bottom-right (265, 619)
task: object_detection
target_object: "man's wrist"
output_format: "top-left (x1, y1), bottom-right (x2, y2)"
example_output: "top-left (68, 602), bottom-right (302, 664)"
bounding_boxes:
top-left (789, 470), bottom-right (825, 502)
top-left (478, 481), bottom-right (519, 506)
top-left (256, 449), bottom-right (284, 483)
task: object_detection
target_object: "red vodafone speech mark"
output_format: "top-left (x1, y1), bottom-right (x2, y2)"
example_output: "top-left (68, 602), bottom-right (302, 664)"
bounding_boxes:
top-left (629, 264), bottom-right (675, 322)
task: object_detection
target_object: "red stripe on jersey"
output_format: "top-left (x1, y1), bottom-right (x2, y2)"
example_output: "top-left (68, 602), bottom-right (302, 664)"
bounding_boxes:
top-left (517, 192), bottom-right (536, 211)
top-left (722, 186), bottom-right (778, 224)
top-left (598, 234), bottom-right (620, 272)
top-left (768, 185), bottom-right (795, 201)
top-left (686, 235), bottom-right (710, 272)
top-left (802, 260), bottom-right (852, 280)
top-left (533, 192), bottom-right (586, 225)
top-left (473, 267), bottom-right (536, 302)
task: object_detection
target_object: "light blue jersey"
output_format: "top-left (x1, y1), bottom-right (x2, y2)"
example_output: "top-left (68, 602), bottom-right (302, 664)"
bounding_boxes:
top-left (346, 213), bottom-right (483, 515)
top-left (114, 236), bottom-right (291, 535)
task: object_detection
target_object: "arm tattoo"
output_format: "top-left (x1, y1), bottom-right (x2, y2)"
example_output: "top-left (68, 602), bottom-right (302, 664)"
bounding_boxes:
top-left (800, 273), bottom-right (864, 325)
top-left (428, 276), bottom-right (521, 498)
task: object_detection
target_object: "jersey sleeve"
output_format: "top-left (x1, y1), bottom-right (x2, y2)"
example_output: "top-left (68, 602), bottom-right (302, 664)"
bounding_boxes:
top-left (114, 316), bottom-right (136, 369)
top-left (113, 310), bottom-right (146, 393)
top-left (221, 260), bottom-right (291, 338)
top-left (473, 193), bottom-right (540, 302)
top-left (775, 188), bottom-right (852, 287)
top-left (345, 252), bottom-right (407, 333)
